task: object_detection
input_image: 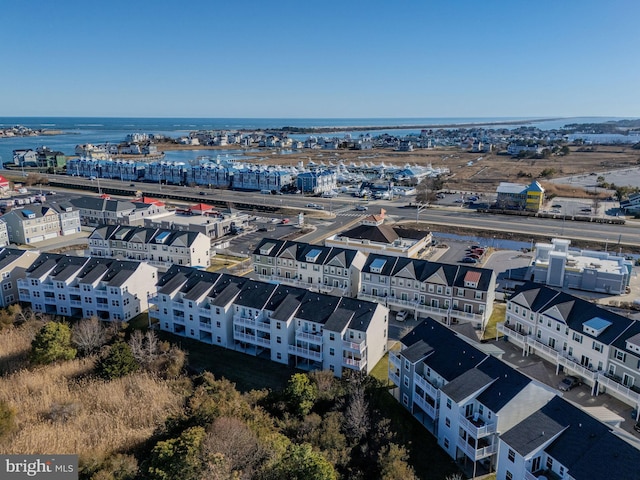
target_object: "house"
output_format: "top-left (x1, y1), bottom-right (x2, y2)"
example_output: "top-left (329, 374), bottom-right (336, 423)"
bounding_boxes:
top-left (497, 396), bottom-right (640, 480)
top-left (0, 220), bottom-right (8, 247)
top-left (620, 192), bottom-right (640, 213)
top-left (0, 175), bottom-right (10, 193)
top-left (325, 211), bottom-right (432, 258)
top-left (496, 180), bottom-right (544, 211)
top-left (497, 283), bottom-right (638, 405)
top-left (359, 254), bottom-right (496, 328)
top-left (2, 203), bottom-right (81, 244)
top-left (0, 248), bottom-right (39, 306)
top-left (69, 196), bottom-right (167, 227)
top-left (529, 238), bottom-right (633, 294)
top-left (389, 319), bottom-right (556, 475)
top-left (88, 225), bottom-right (211, 272)
top-left (12, 149), bottom-right (37, 166)
top-left (17, 253), bottom-right (157, 321)
top-left (252, 238), bottom-right (367, 297)
top-left (150, 265), bottom-right (389, 377)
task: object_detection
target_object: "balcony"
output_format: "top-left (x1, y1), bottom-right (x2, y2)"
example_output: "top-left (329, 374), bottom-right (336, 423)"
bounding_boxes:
top-left (457, 436), bottom-right (497, 461)
top-left (414, 372), bottom-right (439, 399)
top-left (199, 306), bottom-right (211, 316)
top-left (413, 393), bottom-right (438, 419)
top-left (458, 413), bottom-right (496, 438)
top-left (70, 300), bottom-right (82, 306)
top-left (148, 308), bottom-right (160, 320)
top-left (597, 373), bottom-right (640, 405)
top-left (147, 294), bottom-right (159, 304)
top-left (234, 314), bottom-right (258, 328)
top-left (234, 330), bottom-right (271, 347)
top-left (343, 339), bottom-right (366, 353)
top-left (389, 351), bottom-right (401, 370)
top-left (449, 307), bottom-right (485, 323)
top-left (41, 284), bottom-right (54, 292)
top-left (389, 369), bottom-right (401, 386)
top-left (556, 354), bottom-right (598, 382)
top-left (199, 322), bottom-right (212, 330)
top-left (497, 322), bottom-right (529, 345)
top-left (358, 293), bottom-right (386, 304)
top-left (296, 329), bottom-right (323, 345)
top-left (288, 345), bottom-right (322, 361)
top-left (526, 337), bottom-right (562, 363)
top-left (343, 356), bottom-right (366, 369)
top-left (414, 302), bottom-right (450, 318)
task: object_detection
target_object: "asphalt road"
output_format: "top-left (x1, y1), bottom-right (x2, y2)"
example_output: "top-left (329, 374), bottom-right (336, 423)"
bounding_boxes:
top-left (30, 173), bottom-right (640, 247)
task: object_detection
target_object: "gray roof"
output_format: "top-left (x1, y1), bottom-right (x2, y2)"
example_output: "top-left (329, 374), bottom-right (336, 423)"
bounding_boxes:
top-left (324, 308), bottom-right (354, 332)
top-left (440, 367), bottom-right (494, 403)
top-left (70, 196), bottom-right (136, 212)
top-left (271, 293), bottom-right (303, 322)
top-left (401, 340), bottom-right (434, 363)
top-left (0, 248), bottom-right (29, 270)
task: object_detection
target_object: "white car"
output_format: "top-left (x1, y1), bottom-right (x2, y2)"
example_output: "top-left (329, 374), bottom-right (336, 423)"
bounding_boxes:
top-left (396, 311), bottom-right (409, 322)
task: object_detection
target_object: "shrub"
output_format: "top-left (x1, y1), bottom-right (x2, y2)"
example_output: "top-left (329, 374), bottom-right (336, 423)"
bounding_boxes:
top-left (98, 342), bottom-right (139, 380)
top-left (0, 400), bottom-right (16, 439)
top-left (30, 322), bottom-right (77, 365)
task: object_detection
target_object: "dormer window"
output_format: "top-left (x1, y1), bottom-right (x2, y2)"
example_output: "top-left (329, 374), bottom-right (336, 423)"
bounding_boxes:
top-left (583, 317), bottom-right (612, 337)
top-left (305, 248), bottom-right (322, 263)
top-left (370, 258), bottom-right (386, 274)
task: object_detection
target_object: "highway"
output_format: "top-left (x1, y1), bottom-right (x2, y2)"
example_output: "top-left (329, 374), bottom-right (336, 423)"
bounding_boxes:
top-left (27, 173), bottom-right (640, 247)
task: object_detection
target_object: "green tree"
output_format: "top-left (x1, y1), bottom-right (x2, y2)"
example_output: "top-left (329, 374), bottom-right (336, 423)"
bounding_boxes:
top-left (560, 145), bottom-right (570, 155)
top-left (285, 373), bottom-right (318, 417)
top-left (98, 342), bottom-right (139, 380)
top-left (378, 443), bottom-right (418, 480)
top-left (147, 426), bottom-right (206, 480)
top-left (268, 443), bottom-right (336, 480)
top-left (30, 322), bottom-right (76, 365)
top-left (0, 400), bottom-right (16, 439)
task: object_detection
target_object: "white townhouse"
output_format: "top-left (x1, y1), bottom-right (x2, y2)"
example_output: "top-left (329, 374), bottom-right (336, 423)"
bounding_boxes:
top-left (498, 283), bottom-right (638, 403)
top-left (0, 219), bottom-right (9, 247)
top-left (69, 196), bottom-right (167, 227)
top-left (359, 254), bottom-right (496, 329)
top-left (3, 203), bottom-right (81, 245)
top-left (497, 396), bottom-right (640, 480)
top-left (89, 225), bottom-right (211, 272)
top-left (150, 266), bottom-right (389, 378)
top-left (0, 248), bottom-right (40, 307)
top-left (389, 319), bottom-right (556, 476)
top-left (252, 238), bottom-right (367, 297)
top-left (17, 253), bottom-right (157, 321)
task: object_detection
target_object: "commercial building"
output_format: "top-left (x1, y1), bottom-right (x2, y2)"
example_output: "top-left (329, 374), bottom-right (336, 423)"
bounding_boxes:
top-left (69, 196), bottom-right (167, 227)
top-left (530, 238), bottom-right (633, 294)
top-left (252, 238), bottom-right (367, 297)
top-left (325, 211), bottom-right (432, 258)
top-left (17, 254), bottom-right (157, 321)
top-left (359, 254), bottom-right (496, 328)
top-left (150, 266), bottom-right (389, 377)
top-left (88, 225), bottom-right (211, 272)
top-left (495, 180), bottom-right (544, 211)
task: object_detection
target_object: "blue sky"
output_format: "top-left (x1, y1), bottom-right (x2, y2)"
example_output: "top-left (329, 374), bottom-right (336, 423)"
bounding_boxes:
top-left (2, 0), bottom-right (639, 118)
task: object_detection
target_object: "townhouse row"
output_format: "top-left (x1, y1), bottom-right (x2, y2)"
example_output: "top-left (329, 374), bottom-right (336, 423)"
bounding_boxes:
top-left (149, 265), bottom-right (389, 378)
top-left (390, 318), bottom-right (640, 480)
top-left (253, 238), bottom-right (496, 328)
top-left (499, 282), bottom-right (640, 411)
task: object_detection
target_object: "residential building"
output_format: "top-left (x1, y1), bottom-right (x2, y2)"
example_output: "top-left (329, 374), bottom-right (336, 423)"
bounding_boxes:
top-left (12, 149), bottom-right (37, 166)
top-left (3, 203), bottom-right (80, 244)
top-left (495, 180), bottom-right (544, 211)
top-left (151, 266), bottom-right (389, 377)
top-left (17, 254), bottom-right (157, 321)
top-left (89, 225), bottom-right (211, 272)
top-left (620, 192), bottom-right (640, 213)
top-left (497, 283), bottom-right (639, 405)
top-left (389, 319), bottom-right (556, 476)
top-left (252, 238), bottom-right (367, 297)
top-left (497, 396), bottom-right (640, 480)
top-left (530, 238), bottom-right (633, 294)
top-left (359, 254), bottom-right (496, 328)
top-left (0, 248), bottom-right (39, 306)
top-left (506, 143), bottom-right (543, 156)
top-left (325, 211), bottom-right (432, 258)
top-left (145, 207), bottom-right (250, 239)
top-left (0, 220), bottom-right (9, 247)
top-left (296, 170), bottom-right (337, 194)
top-left (69, 196), bottom-right (167, 227)
top-left (232, 167), bottom-right (293, 191)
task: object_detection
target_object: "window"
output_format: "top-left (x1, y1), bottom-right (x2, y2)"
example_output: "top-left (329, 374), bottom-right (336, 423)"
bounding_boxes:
top-left (546, 457), bottom-right (553, 470)
top-left (276, 322), bottom-right (281, 330)
top-left (508, 449), bottom-right (515, 462)
top-left (506, 471), bottom-right (513, 480)
top-left (329, 348), bottom-right (335, 356)
top-left (592, 341), bottom-right (602, 352)
top-left (446, 398), bottom-right (452, 409)
top-left (444, 438), bottom-right (449, 449)
top-left (615, 349), bottom-right (626, 362)
top-left (445, 417), bottom-right (450, 428)
top-left (403, 394), bottom-right (408, 406)
top-left (276, 336), bottom-right (282, 344)
top-left (572, 332), bottom-right (583, 344)
top-left (403, 375), bottom-right (409, 387)
top-left (329, 333), bottom-right (335, 341)
top-left (276, 352), bottom-right (281, 360)
top-left (404, 359), bottom-right (410, 370)
top-left (216, 321), bottom-right (221, 328)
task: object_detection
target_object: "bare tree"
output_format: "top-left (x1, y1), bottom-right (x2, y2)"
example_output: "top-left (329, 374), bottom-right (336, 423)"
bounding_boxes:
top-left (72, 317), bottom-right (107, 355)
top-left (343, 384), bottom-right (370, 443)
top-left (128, 330), bottom-right (160, 368)
top-left (201, 417), bottom-right (266, 479)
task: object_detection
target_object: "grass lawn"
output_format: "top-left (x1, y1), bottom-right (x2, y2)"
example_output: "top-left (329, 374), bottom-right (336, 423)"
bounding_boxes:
top-left (483, 303), bottom-right (506, 340)
top-left (155, 330), bottom-right (296, 392)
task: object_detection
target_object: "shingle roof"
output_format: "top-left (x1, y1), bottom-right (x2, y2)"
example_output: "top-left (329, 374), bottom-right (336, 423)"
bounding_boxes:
top-left (440, 367), bottom-right (494, 403)
top-left (401, 340), bottom-right (434, 363)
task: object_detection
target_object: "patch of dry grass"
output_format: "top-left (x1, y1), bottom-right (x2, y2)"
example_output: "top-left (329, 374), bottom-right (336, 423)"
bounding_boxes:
top-left (0, 321), bottom-right (43, 374)
top-left (0, 353), bottom-right (185, 457)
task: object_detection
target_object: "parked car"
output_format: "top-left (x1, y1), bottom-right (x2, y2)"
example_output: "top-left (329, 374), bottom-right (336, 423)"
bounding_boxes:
top-left (355, 205), bottom-right (368, 211)
top-left (281, 218), bottom-right (290, 224)
top-left (552, 204), bottom-right (562, 208)
top-left (466, 254), bottom-right (481, 260)
top-left (306, 203), bottom-right (319, 208)
top-left (396, 311), bottom-right (409, 322)
top-left (461, 257), bottom-right (478, 264)
top-left (558, 375), bottom-right (581, 391)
